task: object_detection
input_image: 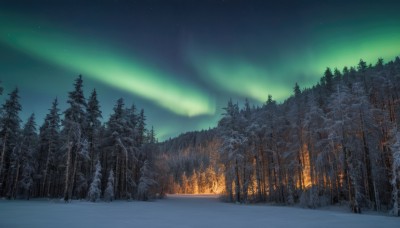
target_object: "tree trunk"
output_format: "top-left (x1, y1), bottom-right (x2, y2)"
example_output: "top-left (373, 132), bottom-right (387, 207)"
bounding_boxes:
top-left (63, 142), bottom-right (72, 202)
top-left (46, 172), bottom-right (52, 198)
top-left (12, 161), bottom-right (20, 199)
top-left (255, 155), bottom-right (262, 201)
top-left (373, 181), bottom-right (381, 211)
top-left (115, 152), bottom-right (120, 199)
top-left (125, 153), bottom-right (128, 198)
top-left (71, 151), bottom-right (78, 199)
top-left (41, 144), bottom-right (52, 197)
top-left (234, 159), bottom-right (241, 203)
top-left (360, 111), bottom-right (375, 208)
top-left (0, 135), bottom-right (8, 192)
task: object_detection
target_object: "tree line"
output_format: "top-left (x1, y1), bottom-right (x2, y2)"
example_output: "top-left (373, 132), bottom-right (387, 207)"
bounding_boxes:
top-left (218, 57), bottom-right (400, 215)
top-left (0, 75), bottom-right (162, 202)
top-left (159, 130), bottom-right (225, 194)
top-left (160, 57), bottom-right (400, 216)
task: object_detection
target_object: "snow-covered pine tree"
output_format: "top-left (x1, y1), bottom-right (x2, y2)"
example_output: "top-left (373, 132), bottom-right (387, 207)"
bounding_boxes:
top-left (326, 83), bottom-right (353, 202)
top-left (0, 88), bottom-right (22, 197)
top-left (138, 159), bottom-right (156, 201)
top-left (87, 160), bottom-right (102, 202)
top-left (301, 92), bottom-right (326, 207)
top-left (218, 99), bottom-right (247, 203)
top-left (7, 114), bottom-right (37, 199)
top-left (18, 114), bottom-right (38, 200)
top-left (37, 98), bottom-right (61, 197)
top-left (286, 85), bottom-right (306, 201)
top-left (104, 170), bottom-right (114, 202)
top-left (105, 98), bottom-right (132, 199)
top-left (323, 67), bottom-right (334, 94)
top-left (86, 89), bottom-right (102, 180)
top-left (8, 134), bottom-right (22, 199)
top-left (136, 109), bottom-right (146, 147)
top-left (124, 104), bottom-right (138, 199)
top-left (264, 96), bottom-right (284, 203)
top-left (390, 131), bottom-right (400, 216)
top-left (62, 75), bottom-right (87, 202)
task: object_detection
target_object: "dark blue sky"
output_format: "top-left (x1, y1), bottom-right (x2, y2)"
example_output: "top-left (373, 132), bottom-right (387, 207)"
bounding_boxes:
top-left (1, 0), bottom-right (400, 140)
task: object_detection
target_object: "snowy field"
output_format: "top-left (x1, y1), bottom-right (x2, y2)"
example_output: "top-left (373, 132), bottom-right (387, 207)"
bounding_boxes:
top-left (0, 194), bottom-right (398, 228)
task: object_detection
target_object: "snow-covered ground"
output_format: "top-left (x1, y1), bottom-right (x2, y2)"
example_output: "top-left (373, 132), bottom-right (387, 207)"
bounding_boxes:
top-left (0, 194), bottom-right (398, 228)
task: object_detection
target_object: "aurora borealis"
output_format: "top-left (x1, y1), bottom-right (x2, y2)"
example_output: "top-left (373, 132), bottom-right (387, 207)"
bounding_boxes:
top-left (1, 0), bottom-right (400, 140)
top-left (0, 12), bottom-right (215, 117)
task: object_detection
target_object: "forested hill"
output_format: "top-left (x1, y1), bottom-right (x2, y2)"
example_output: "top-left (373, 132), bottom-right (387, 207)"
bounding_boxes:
top-left (160, 129), bottom-right (217, 152)
top-left (160, 56), bottom-right (400, 215)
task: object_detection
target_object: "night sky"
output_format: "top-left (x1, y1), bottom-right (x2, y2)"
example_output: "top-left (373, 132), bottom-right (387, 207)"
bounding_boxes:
top-left (1, 0), bottom-right (400, 141)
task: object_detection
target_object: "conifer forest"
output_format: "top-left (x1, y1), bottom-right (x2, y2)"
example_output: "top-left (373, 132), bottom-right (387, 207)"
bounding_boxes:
top-left (1, 57), bottom-right (400, 216)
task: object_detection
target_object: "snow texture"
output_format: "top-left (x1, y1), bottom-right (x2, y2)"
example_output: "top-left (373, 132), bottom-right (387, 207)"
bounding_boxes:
top-left (104, 170), bottom-right (114, 202)
top-left (0, 194), bottom-right (398, 228)
top-left (87, 161), bottom-right (102, 202)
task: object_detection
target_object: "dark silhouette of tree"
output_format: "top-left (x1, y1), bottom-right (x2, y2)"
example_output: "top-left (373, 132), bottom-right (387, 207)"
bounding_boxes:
top-left (0, 88), bottom-right (22, 197)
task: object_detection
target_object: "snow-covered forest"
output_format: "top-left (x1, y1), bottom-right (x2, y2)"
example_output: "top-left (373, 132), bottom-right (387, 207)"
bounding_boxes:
top-left (1, 57), bottom-right (400, 216)
top-left (0, 75), bottom-right (161, 202)
top-left (161, 57), bottom-right (400, 216)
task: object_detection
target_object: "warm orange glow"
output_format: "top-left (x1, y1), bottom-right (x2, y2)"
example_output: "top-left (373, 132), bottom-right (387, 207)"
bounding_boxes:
top-left (301, 143), bottom-right (312, 188)
top-left (173, 169), bottom-right (225, 194)
top-left (168, 139), bottom-right (225, 195)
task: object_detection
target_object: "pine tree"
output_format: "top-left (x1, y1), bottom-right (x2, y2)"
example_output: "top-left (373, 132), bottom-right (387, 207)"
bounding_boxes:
top-left (333, 68), bottom-right (342, 82)
top-left (104, 170), bottom-right (114, 202)
top-left (37, 98), bottom-right (61, 197)
top-left (0, 88), bottom-right (22, 196)
top-left (376, 58), bottom-right (384, 71)
top-left (390, 131), bottom-right (400, 216)
top-left (104, 98), bottom-right (138, 199)
top-left (324, 67), bottom-right (334, 93)
top-left (64, 75), bottom-right (87, 127)
top-left (87, 160), bottom-right (102, 202)
top-left (8, 114), bottom-right (37, 199)
top-left (18, 114), bottom-right (37, 200)
top-left (138, 159), bottom-right (156, 201)
top-left (137, 109), bottom-right (146, 147)
top-left (86, 89), bottom-right (102, 182)
top-left (358, 59), bottom-right (367, 72)
top-left (302, 92), bottom-right (326, 207)
top-left (218, 99), bottom-right (247, 203)
top-left (293, 83), bottom-right (301, 97)
top-left (266, 94), bottom-right (273, 105)
top-left (342, 66), bottom-right (350, 84)
top-left (125, 104), bottom-right (137, 133)
top-left (148, 126), bottom-right (156, 144)
top-left (133, 108), bottom-right (147, 197)
top-left (106, 98), bottom-right (125, 199)
top-left (62, 75), bottom-right (88, 202)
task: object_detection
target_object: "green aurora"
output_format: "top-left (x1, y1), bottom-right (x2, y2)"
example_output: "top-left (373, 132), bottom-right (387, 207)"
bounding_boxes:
top-left (0, 13), bottom-right (215, 117)
top-left (187, 23), bottom-right (400, 103)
